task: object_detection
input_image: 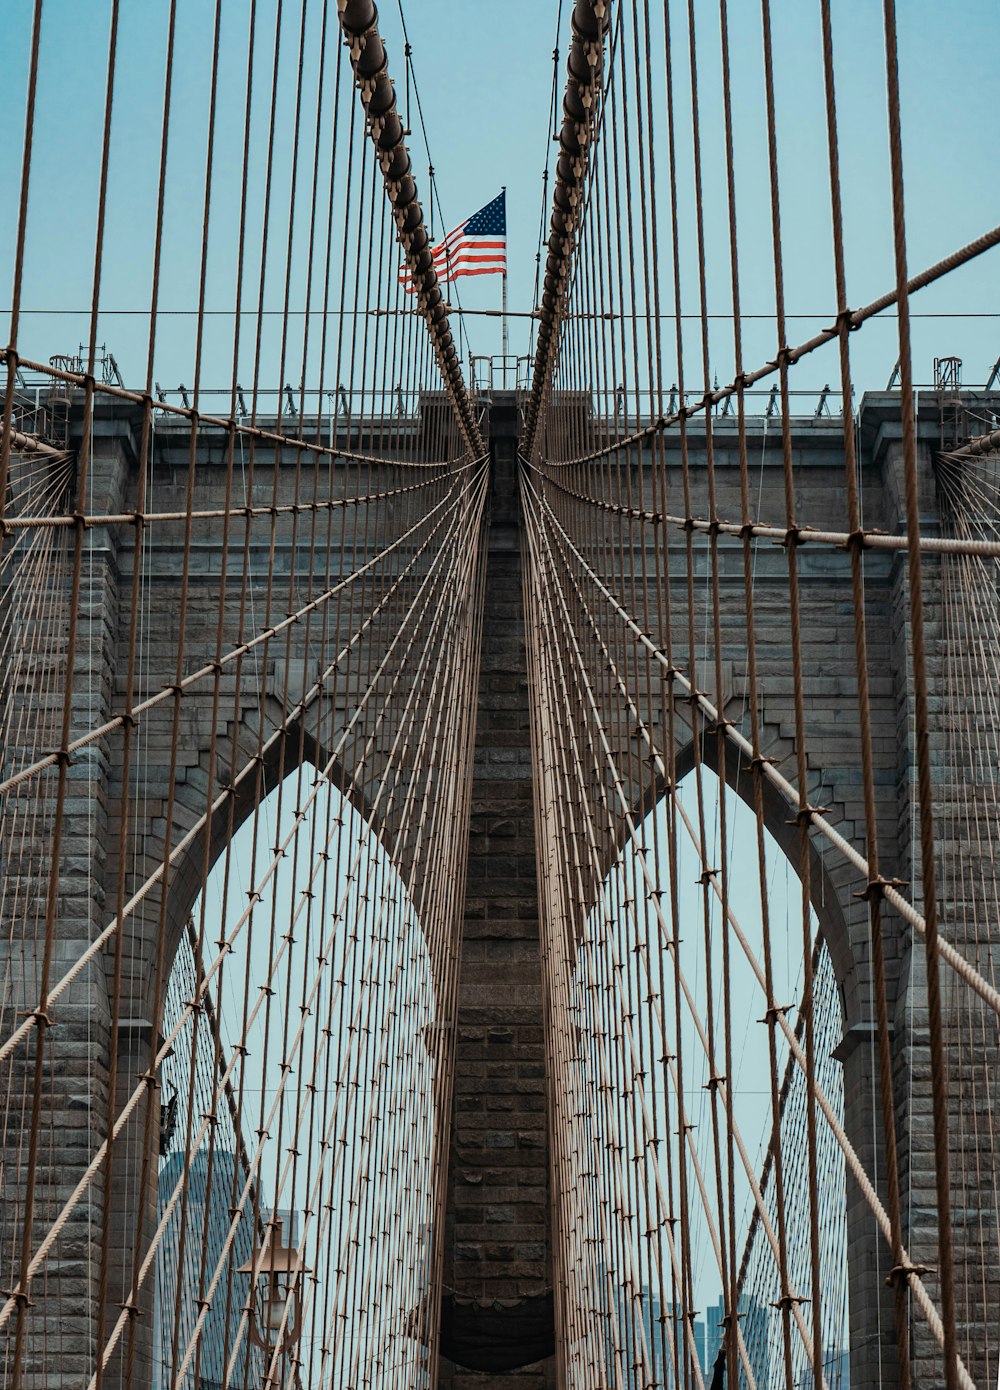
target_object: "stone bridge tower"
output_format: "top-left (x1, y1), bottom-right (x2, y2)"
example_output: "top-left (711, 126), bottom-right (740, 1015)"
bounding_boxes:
top-left (1, 386), bottom-right (997, 1389)
top-left (439, 387), bottom-right (1000, 1390)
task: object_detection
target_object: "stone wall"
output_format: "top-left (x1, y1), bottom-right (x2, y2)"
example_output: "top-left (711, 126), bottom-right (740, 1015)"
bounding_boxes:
top-left (439, 393), bottom-right (555, 1390)
top-left (2, 389), bottom-right (997, 1388)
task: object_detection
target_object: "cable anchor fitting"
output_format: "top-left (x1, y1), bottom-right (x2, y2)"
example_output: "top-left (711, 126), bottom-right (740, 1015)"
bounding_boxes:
top-left (835, 306), bottom-right (860, 334)
top-left (770, 1292), bottom-right (809, 1312)
top-left (1, 1286), bottom-right (34, 1310)
top-left (886, 1261), bottom-right (932, 1286)
top-left (750, 753), bottom-right (778, 771)
top-left (784, 803), bottom-right (830, 826)
top-left (854, 875), bottom-right (906, 903)
top-left (18, 1006), bottom-right (52, 1029)
top-left (759, 1002), bottom-right (794, 1025)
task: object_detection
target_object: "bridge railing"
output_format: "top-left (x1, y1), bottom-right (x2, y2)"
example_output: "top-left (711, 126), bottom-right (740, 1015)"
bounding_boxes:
top-left (468, 353), bottom-right (534, 396)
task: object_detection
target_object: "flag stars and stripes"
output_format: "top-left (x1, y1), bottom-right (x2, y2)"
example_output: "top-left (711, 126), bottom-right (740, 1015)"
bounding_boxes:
top-left (400, 191), bottom-right (507, 291)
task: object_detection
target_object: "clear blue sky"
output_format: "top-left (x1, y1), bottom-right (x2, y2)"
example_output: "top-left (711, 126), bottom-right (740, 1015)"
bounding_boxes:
top-left (1, 0), bottom-right (997, 399)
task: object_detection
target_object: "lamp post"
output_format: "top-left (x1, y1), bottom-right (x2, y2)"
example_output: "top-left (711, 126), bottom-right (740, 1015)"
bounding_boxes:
top-left (239, 1217), bottom-right (309, 1357)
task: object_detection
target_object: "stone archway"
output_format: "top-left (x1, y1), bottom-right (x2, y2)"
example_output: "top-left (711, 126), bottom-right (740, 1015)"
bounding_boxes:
top-left (566, 757), bottom-right (862, 1389)
top-left (150, 757), bottom-right (442, 1390)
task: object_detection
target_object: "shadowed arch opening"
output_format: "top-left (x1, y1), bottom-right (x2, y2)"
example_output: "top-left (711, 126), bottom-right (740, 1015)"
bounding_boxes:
top-left (147, 718), bottom-right (405, 1026)
top-left (563, 763), bottom-right (849, 1390)
top-left (621, 731), bottom-right (859, 1016)
top-left (152, 758), bottom-right (439, 1390)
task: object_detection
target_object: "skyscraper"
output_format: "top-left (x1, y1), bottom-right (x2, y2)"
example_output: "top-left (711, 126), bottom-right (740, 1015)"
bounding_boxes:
top-left (152, 1149), bottom-right (263, 1390)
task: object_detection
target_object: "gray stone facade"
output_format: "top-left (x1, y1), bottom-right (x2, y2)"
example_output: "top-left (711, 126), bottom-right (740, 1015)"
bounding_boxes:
top-left (1, 388), bottom-right (997, 1388)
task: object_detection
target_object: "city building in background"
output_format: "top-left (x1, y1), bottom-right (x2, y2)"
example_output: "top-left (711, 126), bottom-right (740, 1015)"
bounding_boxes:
top-left (152, 1150), bottom-right (263, 1390)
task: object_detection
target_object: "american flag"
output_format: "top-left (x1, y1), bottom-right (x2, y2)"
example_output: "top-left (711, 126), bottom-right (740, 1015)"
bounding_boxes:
top-left (400, 191), bottom-right (506, 292)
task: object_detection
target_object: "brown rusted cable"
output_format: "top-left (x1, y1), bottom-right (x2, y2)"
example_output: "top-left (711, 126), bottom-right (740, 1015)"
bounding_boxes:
top-left (337, 0), bottom-right (482, 457)
top-left (881, 5), bottom-right (959, 1385)
top-left (522, 0), bottom-right (612, 460)
top-left (533, 221), bottom-right (1000, 470)
top-left (522, 462), bottom-right (979, 1387)
top-left (7, 3), bottom-right (1000, 1383)
top-left (940, 424), bottom-right (1000, 461)
top-left (817, 0), bottom-right (912, 1380)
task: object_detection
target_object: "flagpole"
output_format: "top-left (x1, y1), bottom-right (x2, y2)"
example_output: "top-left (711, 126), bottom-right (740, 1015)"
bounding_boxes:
top-left (501, 271), bottom-right (509, 361)
top-left (500, 186), bottom-right (509, 367)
